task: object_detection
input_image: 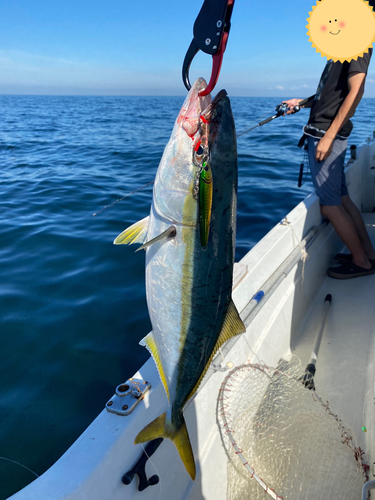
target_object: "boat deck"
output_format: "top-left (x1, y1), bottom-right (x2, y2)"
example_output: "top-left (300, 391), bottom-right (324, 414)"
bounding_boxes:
top-left (292, 212), bottom-right (375, 472)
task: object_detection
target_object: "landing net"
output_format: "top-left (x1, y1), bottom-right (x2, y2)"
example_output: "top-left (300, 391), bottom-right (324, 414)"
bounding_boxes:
top-left (217, 356), bottom-right (368, 500)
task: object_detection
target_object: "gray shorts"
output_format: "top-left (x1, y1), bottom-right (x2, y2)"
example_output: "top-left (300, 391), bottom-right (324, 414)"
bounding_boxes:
top-left (308, 136), bottom-right (348, 206)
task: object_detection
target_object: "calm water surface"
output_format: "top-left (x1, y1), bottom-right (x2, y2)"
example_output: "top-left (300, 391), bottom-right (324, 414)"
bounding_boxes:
top-left (1, 94), bottom-right (374, 498)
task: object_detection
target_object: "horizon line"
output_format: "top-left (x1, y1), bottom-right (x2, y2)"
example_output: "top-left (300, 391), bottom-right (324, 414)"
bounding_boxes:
top-left (2, 93), bottom-right (374, 99)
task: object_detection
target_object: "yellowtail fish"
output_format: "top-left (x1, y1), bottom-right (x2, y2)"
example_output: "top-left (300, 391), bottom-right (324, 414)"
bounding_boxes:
top-left (114, 78), bottom-right (245, 480)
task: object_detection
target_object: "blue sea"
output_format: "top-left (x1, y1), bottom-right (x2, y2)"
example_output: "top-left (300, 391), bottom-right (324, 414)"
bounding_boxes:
top-left (1, 94), bottom-right (374, 498)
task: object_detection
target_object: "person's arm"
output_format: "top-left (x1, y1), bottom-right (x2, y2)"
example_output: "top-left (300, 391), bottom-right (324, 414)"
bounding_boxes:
top-left (315, 72), bottom-right (366, 161)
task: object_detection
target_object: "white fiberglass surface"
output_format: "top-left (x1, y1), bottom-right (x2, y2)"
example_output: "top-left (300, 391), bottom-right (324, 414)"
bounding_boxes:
top-left (291, 212), bottom-right (375, 476)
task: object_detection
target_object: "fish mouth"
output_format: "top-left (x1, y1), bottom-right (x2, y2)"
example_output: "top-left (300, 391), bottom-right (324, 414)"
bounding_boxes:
top-left (329, 30), bottom-right (340, 35)
top-left (180, 78), bottom-right (211, 137)
top-left (201, 90), bottom-right (228, 121)
top-left (180, 80), bottom-right (228, 137)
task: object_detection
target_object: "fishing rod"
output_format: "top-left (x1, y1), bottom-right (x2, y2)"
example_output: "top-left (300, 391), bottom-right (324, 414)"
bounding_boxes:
top-left (237, 97), bottom-right (312, 138)
top-left (93, 98), bottom-right (311, 215)
top-left (93, 94), bottom-right (315, 215)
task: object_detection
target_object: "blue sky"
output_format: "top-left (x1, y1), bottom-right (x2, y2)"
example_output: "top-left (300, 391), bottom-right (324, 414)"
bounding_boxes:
top-left (1, 0), bottom-right (375, 96)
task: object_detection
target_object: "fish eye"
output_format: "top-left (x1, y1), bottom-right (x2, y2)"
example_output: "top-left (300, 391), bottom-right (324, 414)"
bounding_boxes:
top-left (329, 20), bottom-right (331, 23)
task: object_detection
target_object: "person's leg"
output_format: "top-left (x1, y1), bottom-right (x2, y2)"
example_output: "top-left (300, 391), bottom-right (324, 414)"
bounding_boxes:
top-left (341, 195), bottom-right (375, 260)
top-left (308, 136), bottom-right (374, 273)
top-left (320, 204), bottom-right (372, 269)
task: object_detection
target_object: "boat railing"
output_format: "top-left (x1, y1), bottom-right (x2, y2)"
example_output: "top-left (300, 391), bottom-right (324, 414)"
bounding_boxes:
top-left (191, 220), bottom-right (327, 402)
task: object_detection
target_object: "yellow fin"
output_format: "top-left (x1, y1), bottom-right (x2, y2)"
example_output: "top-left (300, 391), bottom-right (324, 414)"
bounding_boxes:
top-left (172, 417), bottom-right (196, 480)
top-left (140, 333), bottom-right (170, 401)
top-left (136, 226), bottom-right (176, 252)
top-left (187, 299), bottom-right (245, 401)
top-left (135, 413), bottom-right (196, 480)
top-left (113, 216), bottom-right (149, 245)
top-left (135, 412), bottom-right (166, 444)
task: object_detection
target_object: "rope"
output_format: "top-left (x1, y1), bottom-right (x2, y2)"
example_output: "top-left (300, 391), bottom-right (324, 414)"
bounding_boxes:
top-left (280, 217), bottom-right (308, 282)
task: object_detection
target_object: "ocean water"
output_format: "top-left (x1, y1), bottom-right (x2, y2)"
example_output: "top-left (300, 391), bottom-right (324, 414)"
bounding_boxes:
top-left (0, 93), bottom-right (374, 498)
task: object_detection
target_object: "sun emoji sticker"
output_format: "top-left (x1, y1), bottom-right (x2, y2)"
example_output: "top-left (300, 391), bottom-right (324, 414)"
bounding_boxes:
top-left (307, 0), bottom-right (375, 62)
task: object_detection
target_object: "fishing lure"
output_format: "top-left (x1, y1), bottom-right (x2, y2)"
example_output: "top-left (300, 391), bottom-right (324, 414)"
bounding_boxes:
top-left (199, 162), bottom-right (213, 249)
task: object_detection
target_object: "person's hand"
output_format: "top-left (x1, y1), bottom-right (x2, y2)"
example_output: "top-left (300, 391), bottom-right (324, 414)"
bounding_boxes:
top-left (282, 99), bottom-right (302, 115)
top-left (315, 135), bottom-right (334, 161)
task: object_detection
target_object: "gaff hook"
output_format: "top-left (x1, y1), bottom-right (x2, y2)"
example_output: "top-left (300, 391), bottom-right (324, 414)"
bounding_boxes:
top-left (182, 0), bottom-right (235, 97)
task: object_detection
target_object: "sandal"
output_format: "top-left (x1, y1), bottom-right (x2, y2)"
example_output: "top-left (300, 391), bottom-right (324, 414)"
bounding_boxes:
top-left (328, 261), bottom-right (375, 279)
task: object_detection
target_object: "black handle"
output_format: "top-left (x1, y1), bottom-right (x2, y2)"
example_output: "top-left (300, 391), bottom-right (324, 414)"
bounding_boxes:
top-left (122, 438), bottom-right (164, 491)
top-left (294, 95), bottom-right (316, 112)
top-left (193, 0), bottom-right (234, 55)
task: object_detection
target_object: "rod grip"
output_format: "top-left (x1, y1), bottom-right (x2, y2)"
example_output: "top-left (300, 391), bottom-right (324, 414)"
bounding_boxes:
top-left (296, 94), bottom-right (316, 110)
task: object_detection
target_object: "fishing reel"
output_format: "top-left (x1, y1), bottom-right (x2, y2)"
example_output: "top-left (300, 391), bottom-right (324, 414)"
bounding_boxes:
top-left (275, 102), bottom-right (302, 116)
top-left (275, 102), bottom-right (288, 116)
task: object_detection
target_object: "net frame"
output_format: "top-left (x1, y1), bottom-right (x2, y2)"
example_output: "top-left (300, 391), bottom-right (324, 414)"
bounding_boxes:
top-left (217, 361), bottom-right (369, 500)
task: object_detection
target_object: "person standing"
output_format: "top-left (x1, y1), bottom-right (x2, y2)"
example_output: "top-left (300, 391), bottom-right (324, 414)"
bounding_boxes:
top-left (284, 50), bottom-right (375, 279)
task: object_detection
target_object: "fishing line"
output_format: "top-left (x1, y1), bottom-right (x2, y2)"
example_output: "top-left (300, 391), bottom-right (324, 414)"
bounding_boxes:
top-left (91, 103), bottom-right (300, 215)
top-left (92, 180), bottom-right (154, 216)
top-left (0, 457), bottom-right (40, 479)
top-left (93, 98), bottom-right (314, 213)
top-left (141, 443), bottom-right (163, 500)
top-left (280, 217), bottom-right (308, 282)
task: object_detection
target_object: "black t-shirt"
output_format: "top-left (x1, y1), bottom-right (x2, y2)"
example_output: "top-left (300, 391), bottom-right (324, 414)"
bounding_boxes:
top-left (304, 49), bottom-right (372, 138)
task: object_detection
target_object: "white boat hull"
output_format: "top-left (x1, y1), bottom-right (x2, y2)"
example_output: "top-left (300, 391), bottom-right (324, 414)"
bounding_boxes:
top-left (9, 136), bottom-right (375, 499)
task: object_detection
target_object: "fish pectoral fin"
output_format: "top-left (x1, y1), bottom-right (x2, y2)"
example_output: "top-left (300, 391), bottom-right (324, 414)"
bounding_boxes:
top-left (135, 413), bottom-right (196, 481)
top-left (140, 333), bottom-right (170, 401)
top-left (187, 299), bottom-right (246, 402)
top-left (113, 216), bottom-right (149, 245)
top-left (136, 226), bottom-right (176, 252)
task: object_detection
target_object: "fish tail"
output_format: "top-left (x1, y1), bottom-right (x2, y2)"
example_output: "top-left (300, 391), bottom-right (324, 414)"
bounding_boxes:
top-left (172, 417), bottom-right (196, 481)
top-left (134, 412), bottom-right (196, 480)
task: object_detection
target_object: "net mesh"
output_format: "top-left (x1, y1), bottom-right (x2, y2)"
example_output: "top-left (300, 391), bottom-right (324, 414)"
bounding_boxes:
top-left (217, 356), bottom-right (368, 500)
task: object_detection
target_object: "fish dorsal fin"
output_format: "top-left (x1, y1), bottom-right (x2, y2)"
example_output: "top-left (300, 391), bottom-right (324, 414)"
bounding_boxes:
top-left (136, 226), bottom-right (176, 252)
top-left (140, 332), bottom-right (170, 401)
top-left (113, 216), bottom-right (149, 245)
top-left (186, 299), bottom-right (246, 402)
